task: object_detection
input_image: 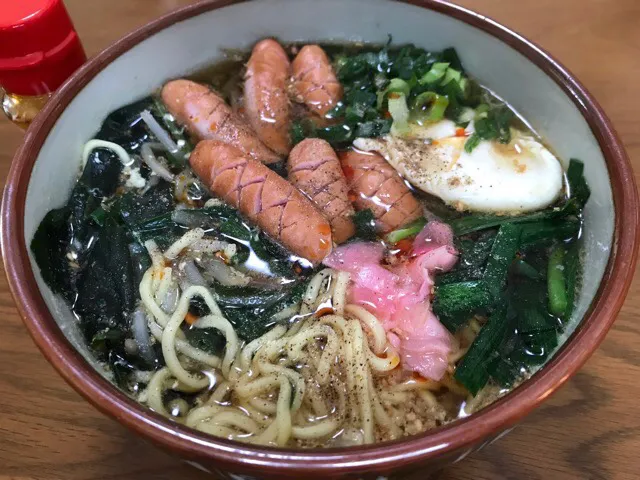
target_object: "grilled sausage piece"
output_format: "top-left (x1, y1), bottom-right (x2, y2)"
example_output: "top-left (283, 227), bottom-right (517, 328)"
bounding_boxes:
top-left (291, 45), bottom-right (342, 117)
top-left (190, 140), bottom-right (333, 264)
top-left (244, 39), bottom-right (291, 156)
top-left (288, 138), bottom-right (355, 243)
top-left (339, 149), bottom-right (422, 232)
top-left (161, 79), bottom-right (280, 164)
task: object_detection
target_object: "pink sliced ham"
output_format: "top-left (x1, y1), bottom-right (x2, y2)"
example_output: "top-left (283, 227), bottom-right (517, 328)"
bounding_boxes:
top-left (323, 221), bottom-right (458, 380)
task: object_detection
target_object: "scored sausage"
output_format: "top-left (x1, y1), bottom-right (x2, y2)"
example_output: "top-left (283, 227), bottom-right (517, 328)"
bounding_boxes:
top-left (288, 139), bottom-right (355, 244)
top-left (161, 79), bottom-right (280, 164)
top-left (339, 149), bottom-right (423, 232)
top-left (245, 39), bottom-right (291, 156)
top-left (190, 140), bottom-right (333, 264)
top-left (291, 45), bottom-right (342, 117)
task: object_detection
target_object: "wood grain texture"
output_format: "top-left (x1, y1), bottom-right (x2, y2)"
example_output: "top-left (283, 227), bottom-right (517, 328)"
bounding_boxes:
top-left (0, 0), bottom-right (638, 479)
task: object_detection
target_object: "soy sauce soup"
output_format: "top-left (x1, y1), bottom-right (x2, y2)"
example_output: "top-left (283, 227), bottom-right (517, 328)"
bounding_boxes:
top-left (31, 40), bottom-right (588, 447)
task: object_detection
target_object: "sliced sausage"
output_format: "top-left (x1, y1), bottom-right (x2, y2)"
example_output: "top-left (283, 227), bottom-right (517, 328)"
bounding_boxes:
top-left (288, 139), bottom-right (355, 244)
top-left (245, 39), bottom-right (291, 156)
top-left (291, 45), bottom-right (342, 117)
top-left (190, 140), bottom-right (333, 264)
top-left (161, 79), bottom-right (280, 164)
top-left (339, 149), bottom-right (422, 232)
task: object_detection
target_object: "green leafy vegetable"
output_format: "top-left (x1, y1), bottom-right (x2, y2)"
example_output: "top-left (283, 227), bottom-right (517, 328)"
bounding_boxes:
top-left (91, 328), bottom-right (126, 353)
top-left (547, 245), bottom-right (568, 317)
top-left (290, 122), bottom-right (307, 146)
top-left (441, 47), bottom-right (465, 72)
top-left (352, 209), bottom-right (378, 241)
top-left (433, 281), bottom-right (492, 332)
top-left (519, 218), bottom-right (580, 249)
top-left (566, 158), bottom-right (591, 209)
top-left (511, 258), bottom-right (540, 280)
top-left (214, 284), bottom-right (290, 309)
top-left (563, 242), bottom-right (580, 320)
top-left (95, 97), bottom-right (154, 153)
top-left (119, 181), bottom-right (175, 227)
top-left (465, 105), bottom-right (514, 152)
top-left (354, 118), bottom-right (392, 138)
top-left (185, 328), bottom-right (226, 355)
top-left (463, 133), bottom-right (481, 153)
top-left (483, 223), bottom-right (521, 301)
top-left (299, 44), bottom-right (475, 147)
top-left (74, 219), bottom-right (136, 340)
top-left (222, 281), bottom-right (308, 342)
top-left (219, 214), bottom-right (252, 241)
top-left (30, 207), bottom-right (75, 301)
top-left (436, 230), bottom-right (496, 286)
top-left (81, 148), bottom-right (123, 197)
top-left (454, 305), bottom-right (509, 395)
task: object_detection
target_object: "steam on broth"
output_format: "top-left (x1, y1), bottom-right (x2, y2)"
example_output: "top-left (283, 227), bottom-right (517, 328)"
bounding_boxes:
top-left (31, 40), bottom-right (589, 447)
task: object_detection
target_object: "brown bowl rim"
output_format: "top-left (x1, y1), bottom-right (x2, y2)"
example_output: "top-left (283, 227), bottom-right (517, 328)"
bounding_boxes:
top-left (2, 0), bottom-right (638, 475)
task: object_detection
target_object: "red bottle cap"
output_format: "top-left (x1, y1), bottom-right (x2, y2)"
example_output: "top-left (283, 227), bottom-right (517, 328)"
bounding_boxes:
top-left (0, 0), bottom-right (87, 96)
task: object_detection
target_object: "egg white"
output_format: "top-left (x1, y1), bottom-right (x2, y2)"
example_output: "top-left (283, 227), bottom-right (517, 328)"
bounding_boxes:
top-left (353, 122), bottom-right (564, 213)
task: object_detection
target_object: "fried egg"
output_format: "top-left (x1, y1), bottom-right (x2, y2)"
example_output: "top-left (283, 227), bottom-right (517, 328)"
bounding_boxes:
top-left (353, 122), bottom-right (564, 213)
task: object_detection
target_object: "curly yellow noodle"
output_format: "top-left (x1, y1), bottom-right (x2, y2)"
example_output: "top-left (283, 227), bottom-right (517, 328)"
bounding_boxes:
top-left (136, 265), bottom-right (462, 447)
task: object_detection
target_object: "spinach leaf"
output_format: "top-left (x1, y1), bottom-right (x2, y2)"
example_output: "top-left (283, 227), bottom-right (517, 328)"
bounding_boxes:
top-left (119, 181), bottom-right (175, 226)
top-left (465, 105), bottom-right (514, 152)
top-left (30, 207), bottom-right (75, 302)
top-left (91, 327), bottom-right (127, 353)
top-left (221, 281), bottom-right (307, 342)
top-left (436, 230), bottom-right (496, 285)
top-left (185, 328), bottom-right (226, 356)
top-left (214, 284), bottom-right (290, 309)
top-left (74, 219), bottom-right (136, 340)
top-left (80, 148), bottom-right (122, 197)
top-left (352, 209), bottom-right (377, 241)
top-left (454, 304), bottom-right (509, 394)
top-left (95, 97), bottom-right (154, 153)
top-left (433, 281), bottom-right (492, 332)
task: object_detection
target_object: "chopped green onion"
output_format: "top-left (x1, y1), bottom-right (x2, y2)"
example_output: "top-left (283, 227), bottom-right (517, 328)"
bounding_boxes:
top-left (412, 92), bottom-right (449, 122)
top-left (419, 62), bottom-right (449, 85)
top-left (388, 93), bottom-right (411, 136)
top-left (385, 217), bottom-right (427, 243)
top-left (457, 107), bottom-right (476, 124)
top-left (376, 78), bottom-right (411, 109)
top-left (475, 103), bottom-right (490, 117)
top-left (439, 67), bottom-right (467, 97)
top-left (547, 246), bottom-right (568, 317)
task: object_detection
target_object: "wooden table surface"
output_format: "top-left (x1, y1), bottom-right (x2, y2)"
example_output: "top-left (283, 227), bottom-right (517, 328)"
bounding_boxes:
top-left (1, 1), bottom-right (639, 479)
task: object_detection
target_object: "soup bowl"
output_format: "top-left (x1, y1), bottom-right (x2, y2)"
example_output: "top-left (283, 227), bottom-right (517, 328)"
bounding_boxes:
top-left (2, 0), bottom-right (638, 478)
